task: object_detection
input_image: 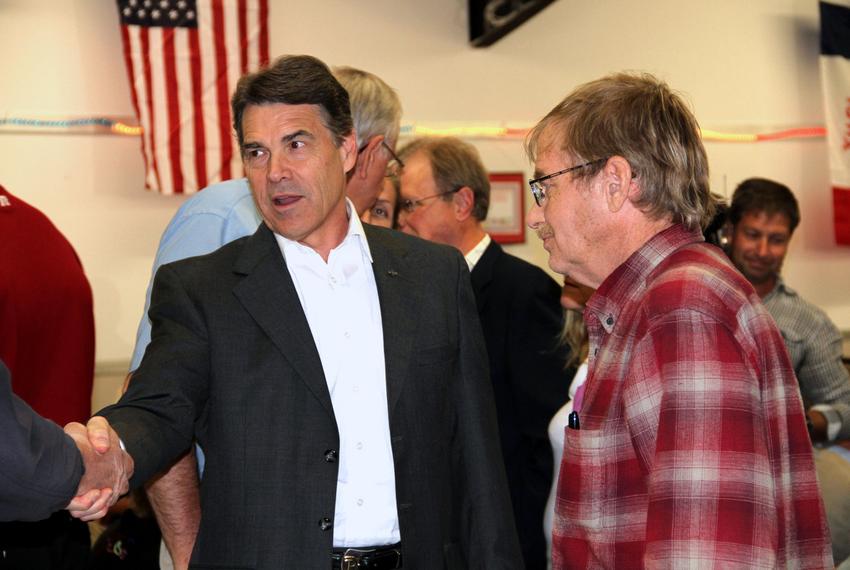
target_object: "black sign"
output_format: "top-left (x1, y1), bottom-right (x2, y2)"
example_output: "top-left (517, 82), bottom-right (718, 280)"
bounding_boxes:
top-left (469, 0), bottom-right (556, 47)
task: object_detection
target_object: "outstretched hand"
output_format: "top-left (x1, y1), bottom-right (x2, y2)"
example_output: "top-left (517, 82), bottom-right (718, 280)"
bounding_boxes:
top-left (64, 417), bottom-right (134, 521)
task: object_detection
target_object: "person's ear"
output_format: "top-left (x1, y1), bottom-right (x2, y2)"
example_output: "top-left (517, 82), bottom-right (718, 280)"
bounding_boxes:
top-left (602, 156), bottom-right (636, 213)
top-left (722, 222), bottom-right (735, 250)
top-left (340, 131), bottom-right (361, 175)
top-left (453, 186), bottom-right (475, 221)
top-left (353, 135), bottom-right (384, 180)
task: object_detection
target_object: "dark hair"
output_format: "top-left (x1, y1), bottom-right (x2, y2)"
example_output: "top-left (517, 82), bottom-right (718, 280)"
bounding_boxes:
top-left (397, 137), bottom-right (490, 221)
top-left (728, 178), bottom-right (800, 233)
top-left (231, 55), bottom-right (353, 147)
top-left (702, 198), bottom-right (728, 247)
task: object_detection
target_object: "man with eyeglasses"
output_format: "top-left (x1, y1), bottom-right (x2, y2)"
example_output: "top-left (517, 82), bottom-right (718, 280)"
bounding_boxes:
top-left (115, 64), bottom-right (406, 569)
top-left (396, 136), bottom-right (570, 570)
top-left (526, 73), bottom-right (831, 568)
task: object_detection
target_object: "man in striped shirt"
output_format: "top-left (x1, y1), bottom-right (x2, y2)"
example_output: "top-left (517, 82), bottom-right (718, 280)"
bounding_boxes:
top-left (526, 72), bottom-right (832, 568)
top-left (727, 178), bottom-right (850, 565)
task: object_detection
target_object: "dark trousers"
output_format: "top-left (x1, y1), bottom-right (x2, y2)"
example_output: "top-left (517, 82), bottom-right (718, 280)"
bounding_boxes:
top-left (0, 512), bottom-right (90, 569)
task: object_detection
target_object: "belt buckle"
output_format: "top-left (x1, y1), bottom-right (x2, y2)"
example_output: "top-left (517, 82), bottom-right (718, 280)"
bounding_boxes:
top-left (341, 548), bottom-right (364, 570)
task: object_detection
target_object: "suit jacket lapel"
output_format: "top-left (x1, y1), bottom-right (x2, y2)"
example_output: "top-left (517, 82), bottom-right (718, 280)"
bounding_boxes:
top-left (231, 225), bottom-right (334, 418)
top-left (470, 240), bottom-right (500, 313)
top-left (365, 226), bottom-right (418, 416)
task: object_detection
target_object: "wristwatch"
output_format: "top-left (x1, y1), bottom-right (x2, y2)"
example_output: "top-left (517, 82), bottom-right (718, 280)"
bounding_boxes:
top-left (810, 404), bottom-right (842, 442)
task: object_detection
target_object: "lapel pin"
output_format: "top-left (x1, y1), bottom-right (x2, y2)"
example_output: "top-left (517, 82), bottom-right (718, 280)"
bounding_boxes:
top-left (387, 269), bottom-right (399, 277)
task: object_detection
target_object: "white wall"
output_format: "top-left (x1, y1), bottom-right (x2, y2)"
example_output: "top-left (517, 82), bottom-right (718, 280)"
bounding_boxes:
top-left (1, 0), bottom-right (847, 368)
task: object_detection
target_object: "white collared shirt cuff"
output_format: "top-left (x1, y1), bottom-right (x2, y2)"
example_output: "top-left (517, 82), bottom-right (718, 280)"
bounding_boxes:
top-left (810, 404), bottom-right (842, 442)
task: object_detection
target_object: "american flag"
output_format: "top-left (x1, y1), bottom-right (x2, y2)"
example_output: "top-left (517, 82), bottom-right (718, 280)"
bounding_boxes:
top-left (117, 0), bottom-right (269, 195)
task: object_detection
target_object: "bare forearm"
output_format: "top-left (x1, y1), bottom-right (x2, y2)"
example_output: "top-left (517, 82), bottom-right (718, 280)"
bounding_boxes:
top-left (145, 451), bottom-right (201, 570)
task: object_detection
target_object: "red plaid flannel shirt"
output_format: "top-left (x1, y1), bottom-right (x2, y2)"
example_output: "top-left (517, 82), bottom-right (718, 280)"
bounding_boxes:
top-left (552, 224), bottom-right (832, 569)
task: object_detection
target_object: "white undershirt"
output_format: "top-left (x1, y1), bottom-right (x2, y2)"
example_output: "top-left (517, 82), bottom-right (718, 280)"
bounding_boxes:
top-left (464, 233), bottom-right (491, 271)
top-left (274, 199), bottom-right (400, 547)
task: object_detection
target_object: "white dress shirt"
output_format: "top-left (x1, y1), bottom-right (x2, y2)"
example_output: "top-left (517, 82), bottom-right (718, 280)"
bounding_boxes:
top-left (464, 233), bottom-right (491, 271)
top-left (274, 199), bottom-right (400, 547)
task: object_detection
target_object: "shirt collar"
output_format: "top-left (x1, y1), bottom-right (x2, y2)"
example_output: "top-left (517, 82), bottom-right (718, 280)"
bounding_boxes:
top-left (586, 224), bottom-right (704, 333)
top-left (464, 234), bottom-right (491, 271)
top-left (274, 198), bottom-right (373, 264)
top-left (763, 274), bottom-right (796, 301)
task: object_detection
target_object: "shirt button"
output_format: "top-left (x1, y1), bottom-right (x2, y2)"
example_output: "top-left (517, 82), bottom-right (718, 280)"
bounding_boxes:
top-left (319, 517), bottom-right (332, 531)
top-left (344, 331), bottom-right (351, 339)
top-left (324, 449), bottom-right (337, 463)
top-left (356, 498), bottom-right (364, 506)
top-left (356, 442), bottom-right (363, 450)
top-left (606, 315), bottom-right (614, 326)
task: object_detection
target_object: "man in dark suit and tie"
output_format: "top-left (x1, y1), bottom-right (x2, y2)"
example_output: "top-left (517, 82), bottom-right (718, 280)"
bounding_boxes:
top-left (396, 136), bottom-right (570, 569)
top-left (68, 55), bottom-right (521, 569)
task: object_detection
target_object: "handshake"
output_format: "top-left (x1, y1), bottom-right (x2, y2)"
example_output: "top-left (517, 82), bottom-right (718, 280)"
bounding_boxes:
top-left (64, 417), bottom-right (134, 521)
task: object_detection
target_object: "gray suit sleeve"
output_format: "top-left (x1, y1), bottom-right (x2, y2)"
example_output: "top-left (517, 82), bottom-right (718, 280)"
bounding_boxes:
top-left (0, 362), bottom-right (83, 522)
top-left (450, 254), bottom-right (523, 567)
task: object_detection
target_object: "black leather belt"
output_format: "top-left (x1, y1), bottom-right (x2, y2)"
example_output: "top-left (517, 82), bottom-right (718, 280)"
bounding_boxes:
top-left (331, 542), bottom-right (402, 569)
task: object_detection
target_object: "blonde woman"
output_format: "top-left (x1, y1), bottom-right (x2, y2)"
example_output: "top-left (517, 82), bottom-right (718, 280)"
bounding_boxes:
top-left (544, 276), bottom-right (594, 567)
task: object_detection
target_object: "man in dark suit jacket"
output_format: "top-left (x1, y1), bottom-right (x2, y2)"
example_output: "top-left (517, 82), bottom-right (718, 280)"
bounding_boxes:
top-left (0, 360), bottom-right (83, 523)
top-left (0, 360), bottom-right (131, 523)
top-left (71, 55), bottom-right (521, 569)
top-left (397, 136), bottom-right (570, 569)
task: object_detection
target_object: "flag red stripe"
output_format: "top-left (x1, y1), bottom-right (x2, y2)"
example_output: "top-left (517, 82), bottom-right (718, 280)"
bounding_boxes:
top-left (238, 0), bottom-right (248, 74)
top-left (834, 186), bottom-right (850, 245)
top-left (119, 1), bottom-right (270, 194)
top-left (162, 28), bottom-right (184, 194)
top-left (120, 25), bottom-right (152, 191)
top-left (140, 27), bottom-right (163, 193)
top-left (211, 0), bottom-right (233, 181)
top-left (259, 0), bottom-right (269, 66)
top-left (188, 28), bottom-right (208, 190)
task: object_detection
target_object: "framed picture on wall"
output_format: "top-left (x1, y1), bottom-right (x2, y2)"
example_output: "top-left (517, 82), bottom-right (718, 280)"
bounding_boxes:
top-left (483, 172), bottom-right (526, 244)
